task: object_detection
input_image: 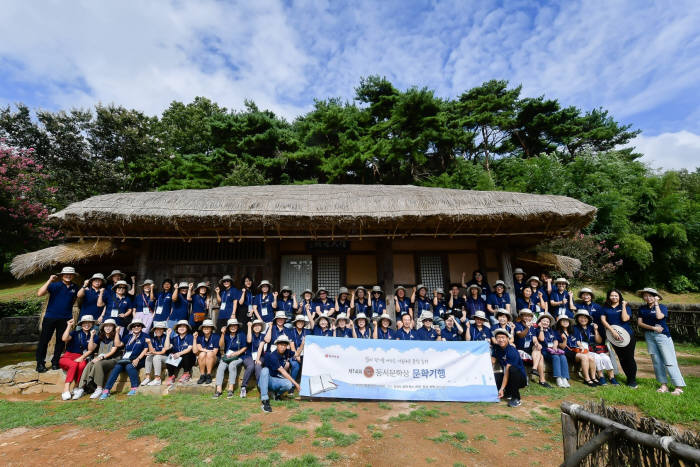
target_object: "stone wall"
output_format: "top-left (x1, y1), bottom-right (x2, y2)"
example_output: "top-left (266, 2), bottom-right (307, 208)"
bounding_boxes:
top-left (0, 315), bottom-right (40, 344)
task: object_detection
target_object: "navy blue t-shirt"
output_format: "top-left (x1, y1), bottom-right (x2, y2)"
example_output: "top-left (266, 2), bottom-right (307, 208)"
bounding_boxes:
top-left (218, 287), bottom-right (239, 321)
top-left (286, 328), bottom-right (309, 348)
top-left (154, 291), bottom-right (173, 322)
top-left (395, 328), bottom-right (417, 340)
top-left (196, 333), bottom-right (219, 351)
top-left (469, 325), bottom-right (492, 342)
top-left (601, 304), bottom-right (634, 335)
top-left (270, 325), bottom-right (288, 343)
top-left (254, 293), bottom-right (275, 322)
top-left (312, 326), bottom-right (333, 337)
top-left (169, 292), bottom-right (190, 321)
top-left (150, 333), bottom-right (168, 353)
top-left (376, 328), bottom-right (396, 340)
top-left (65, 330), bottom-right (98, 354)
top-left (45, 282), bottom-right (79, 319)
top-left (416, 326), bottom-right (439, 341)
top-left (334, 327), bottom-right (353, 338)
top-left (487, 292), bottom-right (511, 310)
top-left (492, 344), bottom-right (527, 379)
top-left (79, 287), bottom-right (104, 319)
top-left (395, 297), bottom-right (412, 317)
top-left (171, 333), bottom-right (193, 353)
top-left (276, 298), bottom-right (296, 320)
top-left (247, 332), bottom-right (265, 358)
top-left (441, 325), bottom-right (461, 341)
top-left (264, 349), bottom-right (295, 378)
top-left (122, 332), bottom-right (150, 358)
top-left (639, 304), bottom-right (671, 337)
top-left (224, 331), bottom-right (247, 353)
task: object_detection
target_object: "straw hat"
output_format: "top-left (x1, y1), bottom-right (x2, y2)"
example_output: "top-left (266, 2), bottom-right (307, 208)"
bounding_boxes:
top-left (112, 280), bottom-right (129, 291)
top-left (198, 319), bottom-right (216, 330)
top-left (636, 287), bottom-right (663, 300)
top-left (128, 319), bottom-right (145, 330)
top-left (77, 315), bottom-right (96, 325)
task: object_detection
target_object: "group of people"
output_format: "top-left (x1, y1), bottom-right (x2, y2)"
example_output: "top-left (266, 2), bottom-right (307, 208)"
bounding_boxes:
top-left (35, 266), bottom-right (687, 411)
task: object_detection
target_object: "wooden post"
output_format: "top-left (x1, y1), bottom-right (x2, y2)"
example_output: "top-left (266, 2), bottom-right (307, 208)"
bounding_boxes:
top-left (137, 240), bottom-right (151, 280)
top-left (500, 249), bottom-right (516, 311)
top-left (263, 239), bottom-right (280, 285)
top-left (378, 239), bottom-right (395, 321)
top-left (561, 412), bottom-right (578, 463)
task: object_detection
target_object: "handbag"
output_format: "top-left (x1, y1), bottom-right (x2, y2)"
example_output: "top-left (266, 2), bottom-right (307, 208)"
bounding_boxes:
top-left (546, 347), bottom-right (565, 355)
top-left (593, 345), bottom-right (608, 354)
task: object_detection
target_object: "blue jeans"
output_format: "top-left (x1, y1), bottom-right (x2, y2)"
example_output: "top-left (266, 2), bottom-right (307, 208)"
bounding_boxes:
top-left (258, 367), bottom-right (293, 401)
top-left (104, 361), bottom-right (141, 391)
top-left (645, 332), bottom-right (686, 387)
top-left (543, 352), bottom-right (570, 379)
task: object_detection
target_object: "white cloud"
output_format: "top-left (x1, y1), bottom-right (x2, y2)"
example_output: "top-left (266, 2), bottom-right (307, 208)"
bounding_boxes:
top-left (629, 131), bottom-right (700, 171)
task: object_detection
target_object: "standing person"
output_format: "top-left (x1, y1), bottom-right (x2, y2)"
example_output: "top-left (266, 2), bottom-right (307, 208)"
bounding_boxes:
top-left (637, 288), bottom-right (685, 395)
top-left (78, 318), bottom-right (120, 399)
top-left (103, 270), bottom-right (126, 305)
top-left (574, 310), bottom-right (617, 385)
top-left (314, 287), bottom-right (335, 318)
top-left (36, 267), bottom-right (80, 373)
top-left (352, 313), bottom-right (372, 339)
top-left (395, 313), bottom-right (417, 340)
top-left (336, 287), bottom-right (351, 317)
top-left (537, 313), bottom-right (570, 388)
top-left (487, 280), bottom-right (512, 317)
top-left (99, 280), bottom-right (133, 328)
top-left (466, 311), bottom-right (491, 342)
top-left (77, 273), bottom-right (105, 322)
top-left (394, 286), bottom-right (412, 322)
top-left (100, 319), bottom-right (152, 399)
top-left (276, 286), bottom-right (297, 325)
top-left (492, 329), bottom-right (526, 408)
top-left (527, 276), bottom-right (549, 314)
top-left (512, 268), bottom-right (526, 299)
top-left (600, 289), bottom-right (637, 388)
top-left (133, 279), bottom-right (156, 332)
top-left (141, 322), bottom-right (171, 387)
top-left (558, 314), bottom-right (597, 386)
top-left (514, 309), bottom-right (550, 388)
top-left (190, 282), bottom-right (210, 331)
top-left (214, 318), bottom-right (247, 399)
top-left (215, 275), bottom-right (239, 330)
top-left (411, 285), bottom-right (432, 325)
top-left (59, 315), bottom-right (97, 400)
top-left (441, 313), bottom-right (463, 341)
top-left (194, 320), bottom-right (219, 384)
top-left (465, 284), bottom-right (488, 324)
top-left (298, 289), bottom-right (315, 323)
top-left (165, 320), bottom-right (195, 384)
top-left (369, 286), bottom-right (386, 321)
top-left (154, 279), bottom-right (174, 326)
top-left (462, 270), bottom-right (491, 300)
top-left (415, 312), bottom-right (440, 341)
top-left (237, 276), bottom-right (255, 327)
top-left (252, 280), bottom-right (275, 324)
top-left (351, 286), bottom-right (370, 318)
top-left (550, 278), bottom-right (575, 318)
top-left (259, 335), bottom-right (301, 413)
top-left (240, 320), bottom-right (266, 398)
top-left (373, 313), bottom-right (396, 340)
top-left (431, 288), bottom-right (448, 329)
top-left (447, 284), bottom-right (467, 327)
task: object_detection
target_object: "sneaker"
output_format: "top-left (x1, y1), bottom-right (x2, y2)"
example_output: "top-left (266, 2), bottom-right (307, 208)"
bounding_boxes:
top-left (272, 393), bottom-right (281, 401)
top-left (212, 391), bottom-right (222, 399)
top-left (538, 381), bottom-right (552, 388)
top-left (140, 377), bottom-right (151, 386)
top-left (556, 377), bottom-right (565, 388)
top-left (197, 374), bottom-right (207, 384)
top-left (36, 363), bottom-right (48, 373)
top-left (148, 378), bottom-right (162, 386)
top-left (627, 382), bottom-right (638, 389)
top-left (261, 400), bottom-right (272, 413)
top-left (165, 376), bottom-right (175, 385)
top-left (240, 387), bottom-right (247, 398)
top-left (71, 388), bottom-right (85, 400)
top-left (90, 387), bottom-right (103, 399)
top-left (610, 378), bottom-right (620, 385)
top-left (51, 364), bottom-right (61, 371)
top-left (598, 377), bottom-right (608, 385)
top-left (508, 398), bottom-right (522, 408)
top-left (205, 374), bottom-right (212, 384)
top-left (227, 390), bottom-right (234, 399)
top-left (127, 389), bottom-right (138, 396)
top-left (563, 379), bottom-right (571, 388)
top-left (99, 391), bottom-right (110, 401)
top-left (61, 391), bottom-right (72, 401)
top-left (180, 373), bottom-right (191, 383)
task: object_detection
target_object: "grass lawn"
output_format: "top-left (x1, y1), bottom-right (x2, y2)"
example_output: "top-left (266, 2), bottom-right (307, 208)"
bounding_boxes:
top-left (0, 279), bottom-right (44, 302)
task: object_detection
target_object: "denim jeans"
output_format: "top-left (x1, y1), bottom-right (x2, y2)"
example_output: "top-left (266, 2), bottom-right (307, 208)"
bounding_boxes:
top-left (258, 367), bottom-right (293, 401)
top-left (104, 361), bottom-right (141, 390)
top-left (644, 332), bottom-right (686, 387)
top-left (543, 352), bottom-right (570, 379)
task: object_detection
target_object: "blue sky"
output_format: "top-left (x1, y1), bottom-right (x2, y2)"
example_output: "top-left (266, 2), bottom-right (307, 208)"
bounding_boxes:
top-left (1, 0), bottom-right (699, 170)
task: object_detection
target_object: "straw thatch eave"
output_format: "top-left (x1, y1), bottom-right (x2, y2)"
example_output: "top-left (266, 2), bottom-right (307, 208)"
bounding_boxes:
top-left (10, 240), bottom-right (118, 279)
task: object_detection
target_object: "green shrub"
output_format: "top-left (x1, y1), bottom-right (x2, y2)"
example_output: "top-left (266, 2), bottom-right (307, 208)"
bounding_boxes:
top-left (0, 298), bottom-right (42, 318)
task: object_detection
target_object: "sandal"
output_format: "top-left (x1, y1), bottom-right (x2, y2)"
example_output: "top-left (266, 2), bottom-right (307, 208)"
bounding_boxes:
top-left (671, 388), bottom-right (684, 396)
top-left (656, 387), bottom-right (669, 393)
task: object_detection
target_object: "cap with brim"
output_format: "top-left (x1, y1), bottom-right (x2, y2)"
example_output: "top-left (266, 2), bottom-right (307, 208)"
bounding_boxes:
top-left (495, 308), bottom-right (512, 320)
top-left (128, 319), bottom-right (145, 330)
top-left (140, 279), bottom-right (154, 287)
top-left (280, 285), bottom-right (292, 293)
top-left (274, 311), bottom-right (287, 321)
top-left (493, 280), bottom-right (507, 289)
top-left (274, 335), bottom-right (290, 345)
top-left (112, 280), bottom-right (129, 291)
top-left (472, 310), bottom-right (487, 321)
top-left (527, 276), bottom-right (541, 286)
top-left (513, 268), bottom-right (525, 275)
top-left (378, 313), bottom-right (393, 326)
top-left (574, 309), bottom-right (592, 321)
top-left (219, 275), bottom-right (234, 285)
top-left (199, 319), bottom-right (216, 330)
top-left (419, 311), bottom-right (433, 322)
top-left (258, 280), bottom-right (272, 289)
top-left (537, 313), bottom-right (555, 324)
top-left (152, 321), bottom-right (169, 330)
top-left (78, 315), bottom-right (96, 325)
top-left (175, 320), bottom-right (192, 331)
top-left (578, 287), bottom-right (595, 299)
top-left (178, 282), bottom-right (189, 289)
top-left (226, 318), bottom-right (240, 327)
top-left (99, 319), bottom-right (117, 330)
top-left (338, 287), bottom-right (349, 295)
top-left (107, 270), bottom-right (124, 280)
top-left (371, 286), bottom-right (383, 294)
top-left (636, 287), bottom-right (663, 300)
top-left (554, 278), bottom-right (570, 285)
top-left (466, 284), bottom-right (481, 293)
top-left (58, 266), bottom-right (77, 276)
top-left (518, 308), bottom-right (534, 317)
top-left (493, 328), bottom-right (512, 339)
top-left (292, 315), bottom-right (308, 324)
top-left (354, 312), bottom-right (369, 323)
top-left (89, 273), bottom-right (105, 282)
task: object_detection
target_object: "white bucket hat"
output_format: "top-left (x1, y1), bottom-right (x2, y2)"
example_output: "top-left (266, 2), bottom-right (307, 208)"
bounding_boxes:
top-left (274, 311), bottom-right (288, 321)
top-left (418, 311), bottom-right (434, 322)
top-left (175, 319), bottom-right (192, 331)
top-left (472, 310), bottom-right (487, 321)
top-left (493, 328), bottom-right (512, 339)
top-left (637, 287), bottom-right (663, 300)
top-left (152, 321), bottom-right (169, 330)
top-left (128, 319), bottom-right (145, 330)
top-left (513, 268), bottom-right (525, 275)
top-left (198, 319), bottom-right (216, 330)
top-left (112, 280), bottom-right (129, 291)
top-left (226, 318), bottom-right (240, 327)
top-left (578, 287), bottom-right (595, 299)
top-left (377, 313), bottom-right (393, 326)
top-left (335, 313), bottom-right (349, 323)
top-left (274, 335), bottom-right (291, 345)
top-left (77, 315), bottom-right (96, 325)
top-left (58, 266), bottom-right (77, 276)
top-left (292, 314), bottom-right (308, 324)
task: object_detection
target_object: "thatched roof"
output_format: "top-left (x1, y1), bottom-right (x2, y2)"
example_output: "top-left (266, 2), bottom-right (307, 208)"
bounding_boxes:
top-left (10, 240), bottom-right (117, 279)
top-left (50, 184), bottom-right (596, 239)
top-left (514, 252), bottom-right (582, 277)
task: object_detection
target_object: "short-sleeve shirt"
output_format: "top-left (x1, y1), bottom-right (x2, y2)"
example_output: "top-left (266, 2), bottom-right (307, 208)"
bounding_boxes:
top-left (154, 291), bottom-right (173, 322)
top-left (254, 293), bottom-right (275, 322)
top-left (169, 292), bottom-right (190, 321)
top-left (355, 327), bottom-right (372, 339)
top-left (276, 298), bottom-right (296, 320)
top-left (550, 290), bottom-right (573, 318)
top-left (150, 333), bottom-right (168, 353)
top-left (416, 326), bottom-right (439, 341)
top-left (370, 299), bottom-right (386, 319)
top-left (224, 331), bottom-right (247, 353)
top-left (395, 297), bottom-right (412, 317)
top-left (190, 295), bottom-right (208, 327)
top-left (218, 287), bottom-right (238, 321)
top-left (639, 304), bottom-right (670, 337)
top-left (106, 294), bottom-right (132, 327)
top-left (539, 328), bottom-right (559, 348)
top-left (247, 332), bottom-right (265, 358)
top-left (601, 304), bottom-right (634, 335)
top-left (65, 330), bottom-right (98, 354)
top-left (395, 328), bottom-right (417, 340)
top-left (433, 299), bottom-right (447, 318)
top-left (334, 327), bottom-right (353, 338)
top-left (315, 298), bottom-right (335, 314)
top-left (465, 297), bottom-right (487, 316)
top-left (469, 326), bottom-right (492, 342)
top-left (79, 287), bottom-right (104, 319)
top-left (171, 333), bottom-right (193, 353)
top-left (45, 282), bottom-right (79, 319)
top-left (122, 332), bottom-right (150, 357)
top-left (487, 293), bottom-right (511, 310)
top-left (376, 328), bottom-right (396, 340)
top-left (196, 333), bottom-right (219, 351)
top-left (286, 328), bottom-right (309, 348)
top-left (270, 325), bottom-right (288, 343)
top-left (134, 293), bottom-right (155, 316)
top-left (467, 280), bottom-right (491, 300)
top-left (264, 349), bottom-right (294, 378)
top-left (573, 325), bottom-right (596, 348)
top-left (354, 299), bottom-right (369, 315)
top-left (561, 331), bottom-right (578, 349)
top-left (312, 326), bottom-right (333, 337)
top-left (336, 299), bottom-right (351, 315)
top-left (441, 326), bottom-right (461, 341)
top-left (414, 297), bottom-right (432, 314)
top-left (514, 322), bottom-right (537, 351)
top-left (492, 344), bottom-right (526, 379)
top-left (517, 296), bottom-right (542, 315)
top-left (513, 280), bottom-right (526, 300)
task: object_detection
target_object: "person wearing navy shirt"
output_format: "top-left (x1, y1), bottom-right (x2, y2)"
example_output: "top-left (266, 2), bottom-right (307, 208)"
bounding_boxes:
top-left (576, 288), bottom-right (603, 339)
top-left (214, 318), bottom-right (248, 398)
top-left (487, 280), bottom-right (512, 318)
top-left (374, 314), bottom-right (396, 340)
top-left (462, 270), bottom-right (491, 300)
top-left (557, 314), bottom-right (597, 386)
top-left (287, 315), bottom-right (310, 358)
top-left (441, 314), bottom-right (463, 341)
top-left (169, 283), bottom-right (192, 329)
top-left (512, 268), bottom-right (527, 301)
top-left (333, 313), bottom-right (353, 337)
top-left (516, 286), bottom-right (546, 318)
top-left (194, 320), bottom-right (219, 384)
top-left (165, 320), bottom-right (195, 384)
top-left (133, 279), bottom-right (156, 332)
top-left (102, 269), bottom-right (125, 309)
top-left (527, 276), bottom-right (549, 313)
top-left (369, 286), bottom-right (386, 320)
top-left (395, 314), bottom-right (418, 340)
top-left (215, 275), bottom-right (240, 330)
top-left (314, 288), bottom-right (335, 319)
top-left (550, 278), bottom-right (575, 319)
top-left (351, 287), bottom-right (370, 319)
top-left (537, 313), bottom-right (570, 388)
top-left (352, 313), bottom-right (372, 339)
top-left (431, 288), bottom-right (448, 329)
top-left (154, 280), bottom-right (174, 324)
top-left (99, 280), bottom-right (133, 328)
top-left (467, 311), bottom-right (492, 342)
top-left (336, 287), bottom-right (351, 317)
top-left (142, 321), bottom-right (171, 387)
top-left (253, 280), bottom-right (275, 323)
top-left (412, 285), bottom-right (433, 322)
top-left (573, 310), bottom-right (616, 385)
top-left (265, 311), bottom-right (290, 346)
top-left (276, 285), bottom-right (297, 324)
top-left (259, 335), bottom-right (301, 412)
top-left (394, 286), bottom-right (413, 321)
top-left (101, 319), bottom-right (152, 399)
top-left (298, 289), bottom-right (315, 322)
top-left (637, 288), bottom-right (685, 394)
top-left (415, 312), bottom-right (440, 341)
top-left (190, 283), bottom-right (210, 330)
top-left (600, 289), bottom-right (637, 388)
top-left (514, 309), bottom-right (550, 388)
top-left (465, 284), bottom-right (488, 323)
top-left (36, 268), bottom-right (80, 373)
top-left (77, 273), bottom-right (105, 321)
top-left (312, 313), bottom-right (334, 336)
top-left (492, 329), bottom-right (527, 407)
top-left (236, 276), bottom-right (254, 327)
top-left (447, 284), bottom-right (467, 326)
top-left (58, 315), bottom-right (98, 400)
top-left (240, 320), bottom-right (266, 398)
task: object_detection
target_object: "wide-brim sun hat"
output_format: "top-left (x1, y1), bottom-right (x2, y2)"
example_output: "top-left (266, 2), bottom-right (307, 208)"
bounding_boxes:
top-left (274, 311), bottom-right (287, 321)
top-left (175, 320), bottom-right (192, 331)
top-left (436, 287), bottom-right (445, 295)
top-left (419, 311), bottom-right (434, 322)
top-left (140, 279), bottom-right (154, 287)
top-left (416, 284), bottom-right (427, 292)
top-left (316, 287), bottom-right (329, 296)
top-left (493, 328), bottom-right (512, 339)
top-left (554, 277), bottom-right (570, 285)
top-left (335, 313), bottom-right (349, 323)
top-left (226, 318), bottom-right (240, 327)
top-left (578, 287), bottom-right (595, 299)
top-left (606, 325), bottom-right (631, 347)
top-left (536, 313), bottom-right (555, 324)
top-left (196, 282), bottom-right (210, 291)
top-left (107, 270), bottom-right (124, 280)
top-left (57, 266), bottom-right (77, 276)
top-left (152, 321), bottom-right (169, 330)
top-left (78, 315), bottom-right (96, 325)
top-left (527, 276), bottom-right (541, 286)
top-left (472, 310), bottom-right (487, 321)
top-left (302, 288), bottom-right (313, 296)
top-left (251, 319), bottom-right (264, 327)
top-left (466, 284), bottom-right (481, 294)
top-left (371, 286), bottom-right (383, 294)
top-left (518, 308), bottom-right (534, 317)
top-left (574, 309), bottom-right (592, 322)
top-left (258, 280), bottom-right (272, 289)
top-left (493, 280), bottom-right (507, 289)
top-left (178, 282), bottom-right (189, 289)
top-left (354, 312), bottom-right (368, 323)
top-left (89, 273), bottom-right (105, 282)
top-left (338, 287), bottom-right (349, 295)
top-left (355, 286), bottom-right (367, 293)
top-left (219, 275), bottom-right (234, 284)
top-left (317, 312), bottom-right (335, 323)
top-left (112, 280), bottom-right (129, 291)
top-left (128, 319), bottom-right (145, 330)
top-left (495, 308), bottom-right (512, 320)
top-left (556, 314), bottom-right (573, 325)
top-left (513, 268), bottom-right (525, 275)
top-left (99, 318), bottom-right (117, 330)
top-left (292, 314), bottom-right (308, 324)
top-left (378, 313), bottom-right (393, 326)
top-left (274, 335), bottom-right (291, 345)
top-left (280, 285), bottom-right (293, 293)
top-left (394, 285), bottom-right (406, 294)
top-left (636, 287), bottom-right (663, 300)
top-left (199, 319), bottom-right (216, 330)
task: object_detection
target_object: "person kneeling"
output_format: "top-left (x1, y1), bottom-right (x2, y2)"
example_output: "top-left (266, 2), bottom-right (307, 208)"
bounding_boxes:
top-left (259, 335), bottom-right (300, 413)
top-left (492, 329), bottom-right (527, 408)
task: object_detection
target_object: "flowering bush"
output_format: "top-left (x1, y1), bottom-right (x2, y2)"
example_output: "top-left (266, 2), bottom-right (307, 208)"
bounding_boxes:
top-left (540, 232), bottom-right (622, 284)
top-left (0, 139), bottom-right (61, 266)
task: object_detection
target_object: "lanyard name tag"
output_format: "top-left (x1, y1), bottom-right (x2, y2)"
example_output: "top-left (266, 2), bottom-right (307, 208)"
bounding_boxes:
top-left (582, 342), bottom-right (589, 350)
top-left (252, 351), bottom-right (258, 360)
top-left (524, 339), bottom-right (531, 348)
top-left (111, 309), bottom-right (119, 317)
top-left (220, 302), bottom-right (226, 310)
top-left (481, 294), bottom-right (486, 301)
top-left (261, 307), bottom-right (268, 316)
top-left (156, 305), bottom-right (163, 314)
top-left (123, 351), bottom-right (132, 359)
top-left (558, 307), bottom-right (565, 315)
top-left (535, 305), bottom-right (541, 312)
top-left (226, 350), bottom-right (235, 357)
top-left (142, 307), bottom-right (150, 314)
top-left (547, 342), bottom-right (554, 348)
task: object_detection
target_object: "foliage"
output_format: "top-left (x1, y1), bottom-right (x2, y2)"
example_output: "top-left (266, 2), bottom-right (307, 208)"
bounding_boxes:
top-left (0, 297), bottom-right (43, 318)
top-left (539, 233), bottom-right (622, 284)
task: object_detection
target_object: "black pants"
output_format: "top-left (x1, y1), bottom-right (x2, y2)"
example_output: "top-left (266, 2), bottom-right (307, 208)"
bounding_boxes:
top-left (495, 366), bottom-right (526, 400)
top-left (612, 336), bottom-right (637, 384)
top-left (236, 305), bottom-right (250, 328)
top-left (36, 317), bottom-right (68, 366)
top-left (166, 352), bottom-right (195, 377)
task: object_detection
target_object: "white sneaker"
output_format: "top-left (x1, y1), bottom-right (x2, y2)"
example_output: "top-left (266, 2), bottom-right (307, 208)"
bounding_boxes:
top-left (147, 378), bottom-right (161, 386)
top-left (90, 387), bottom-right (103, 399)
top-left (556, 377), bottom-right (564, 388)
top-left (141, 377), bottom-right (151, 386)
top-left (240, 387), bottom-right (247, 398)
top-left (71, 388), bottom-right (84, 400)
top-left (61, 391), bottom-right (72, 401)
top-left (564, 379), bottom-right (571, 388)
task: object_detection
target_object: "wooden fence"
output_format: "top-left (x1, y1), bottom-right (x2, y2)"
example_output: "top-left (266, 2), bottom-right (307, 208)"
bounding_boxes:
top-left (629, 303), bottom-right (700, 343)
top-left (560, 400), bottom-right (700, 466)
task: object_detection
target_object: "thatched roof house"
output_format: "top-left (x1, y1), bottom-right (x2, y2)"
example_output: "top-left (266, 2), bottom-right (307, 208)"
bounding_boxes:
top-left (12, 185), bottom-right (595, 308)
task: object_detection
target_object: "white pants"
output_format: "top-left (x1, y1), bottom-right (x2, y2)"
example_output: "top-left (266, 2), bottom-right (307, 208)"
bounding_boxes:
top-left (593, 353), bottom-right (613, 371)
top-left (145, 354), bottom-right (168, 376)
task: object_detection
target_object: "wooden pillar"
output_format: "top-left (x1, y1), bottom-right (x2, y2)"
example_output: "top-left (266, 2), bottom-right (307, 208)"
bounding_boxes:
top-left (377, 239), bottom-right (395, 321)
top-left (500, 248), bottom-right (517, 311)
top-left (263, 239), bottom-right (280, 286)
top-left (561, 412), bottom-right (578, 463)
top-left (137, 240), bottom-right (151, 281)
